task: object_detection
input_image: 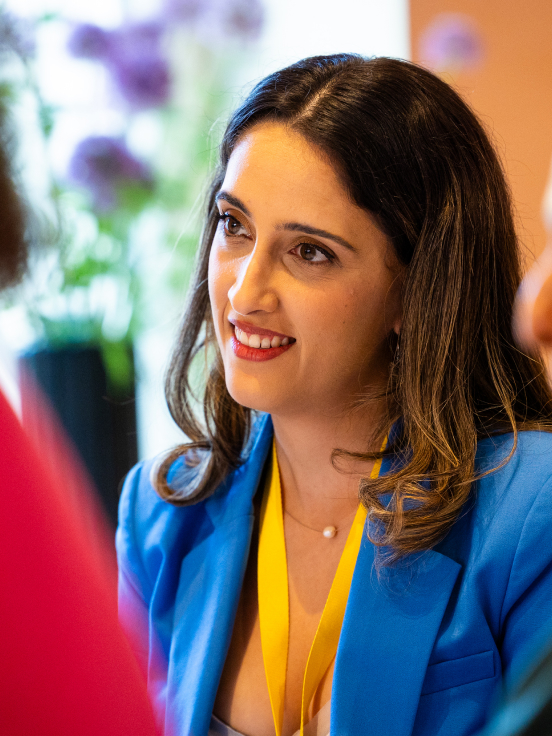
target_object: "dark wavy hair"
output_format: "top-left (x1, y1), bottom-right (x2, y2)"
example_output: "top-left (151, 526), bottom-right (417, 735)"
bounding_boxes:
top-left (154, 54), bottom-right (552, 563)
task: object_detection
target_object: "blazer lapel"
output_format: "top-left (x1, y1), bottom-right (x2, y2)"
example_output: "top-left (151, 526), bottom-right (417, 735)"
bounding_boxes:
top-left (332, 534), bottom-right (461, 736)
top-left (166, 415), bottom-right (273, 736)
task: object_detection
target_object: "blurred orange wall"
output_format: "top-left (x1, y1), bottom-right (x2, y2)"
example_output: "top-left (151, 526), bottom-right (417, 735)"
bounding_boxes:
top-left (411, 0), bottom-right (552, 261)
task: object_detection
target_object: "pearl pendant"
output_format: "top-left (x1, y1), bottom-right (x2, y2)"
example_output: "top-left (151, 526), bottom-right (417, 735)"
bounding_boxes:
top-left (323, 526), bottom-right (337, 539)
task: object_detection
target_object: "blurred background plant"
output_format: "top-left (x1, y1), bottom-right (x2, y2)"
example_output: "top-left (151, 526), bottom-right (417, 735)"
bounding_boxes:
top-left (0, 0), bottom-right (265, 523)
top-left (8, 0), bottom-right (265, 395)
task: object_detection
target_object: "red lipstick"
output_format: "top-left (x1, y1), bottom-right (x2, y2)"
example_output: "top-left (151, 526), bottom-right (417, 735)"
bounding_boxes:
top-left (229, 318), bottom-right (293, 340)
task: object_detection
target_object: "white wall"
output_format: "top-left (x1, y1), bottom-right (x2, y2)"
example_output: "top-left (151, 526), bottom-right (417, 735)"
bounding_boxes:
top-left (255, 0), bottom-right (409, 80)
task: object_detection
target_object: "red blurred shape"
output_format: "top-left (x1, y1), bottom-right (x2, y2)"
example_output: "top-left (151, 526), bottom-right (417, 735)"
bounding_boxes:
top-left (0, 374), bottom-right (158, 735)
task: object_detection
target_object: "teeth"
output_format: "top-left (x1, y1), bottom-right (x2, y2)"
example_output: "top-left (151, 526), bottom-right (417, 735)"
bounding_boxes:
top-left (234, 326), bottom-right (291, 349)
top-left (235, 328), bottom-right (249, 347)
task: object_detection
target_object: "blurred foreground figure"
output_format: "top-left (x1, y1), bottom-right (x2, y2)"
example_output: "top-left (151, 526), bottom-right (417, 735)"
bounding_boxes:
top-left (0, 90), bottom-right (157, 734)
top-left (514, 160), bottom-right (552, 354)
top-left (479, 625), bottom-right (552, 736)
top-left (514, 249), bottom-right (552, 352)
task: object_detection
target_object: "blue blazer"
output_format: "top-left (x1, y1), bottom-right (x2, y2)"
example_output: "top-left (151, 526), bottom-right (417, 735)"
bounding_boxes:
top-left (116, 414), bottom-right (552, 736)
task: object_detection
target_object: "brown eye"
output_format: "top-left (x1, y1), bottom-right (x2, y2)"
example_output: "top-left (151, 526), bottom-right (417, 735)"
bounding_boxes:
top-left (296, 243), bottom-right (333, 263)
top-left (290, 241), bottom-right (335, 265)
top-left (299, 243), bottom-right (318, 261)
top-left (223, 216), bottom-right (242, 236)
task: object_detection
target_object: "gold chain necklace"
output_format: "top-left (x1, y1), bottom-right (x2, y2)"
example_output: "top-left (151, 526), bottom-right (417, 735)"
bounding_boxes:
top-left (283, 506), bottom-right (359, 538)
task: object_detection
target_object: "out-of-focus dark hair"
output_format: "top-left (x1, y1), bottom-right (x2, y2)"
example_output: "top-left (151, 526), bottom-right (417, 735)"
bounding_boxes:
top-left (155, 54), bottom-right (552, 563)
top-left (0, 93), bottom-right (29, 288)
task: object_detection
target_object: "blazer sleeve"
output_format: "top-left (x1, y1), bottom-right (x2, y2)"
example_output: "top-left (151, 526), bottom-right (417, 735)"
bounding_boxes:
top-left (117, 461), bottom-right (150, 598)
top-left (116, 460), bottom-right (155, 676)
top-left (499, 475), bottom-right (552, 674)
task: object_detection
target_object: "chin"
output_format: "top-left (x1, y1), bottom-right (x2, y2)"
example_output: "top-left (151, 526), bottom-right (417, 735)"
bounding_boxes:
top-left (224, 372), bottom-right (292, 415)
top-left (225, 378), bottom-right (272, 413)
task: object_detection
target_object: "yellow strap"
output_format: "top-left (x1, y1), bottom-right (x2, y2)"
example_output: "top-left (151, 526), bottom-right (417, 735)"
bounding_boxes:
top-left (258, 444), bottom-right (289, 736)
top-left (258, 442), bottom-right (383, 736)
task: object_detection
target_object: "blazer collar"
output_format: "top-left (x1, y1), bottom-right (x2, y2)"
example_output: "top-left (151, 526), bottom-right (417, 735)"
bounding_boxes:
top-left (165, 413), bottom-right (273, 736)
top-left (203, 412), bottom-right (274, 528)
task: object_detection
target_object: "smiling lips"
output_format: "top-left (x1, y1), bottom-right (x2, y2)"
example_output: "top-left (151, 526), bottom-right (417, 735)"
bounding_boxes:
top-left (230, 321), bottom-right (295, 361)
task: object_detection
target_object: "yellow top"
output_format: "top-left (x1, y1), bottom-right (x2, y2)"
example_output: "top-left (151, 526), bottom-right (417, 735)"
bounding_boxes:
top-left (257, 442), bottom-right (383, 736)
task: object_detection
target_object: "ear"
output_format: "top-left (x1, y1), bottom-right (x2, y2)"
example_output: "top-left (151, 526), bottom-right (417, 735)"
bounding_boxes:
top-left (389, 292), bottom-right (403, 336)
top-left (387, 259), bottom-right (405, 338)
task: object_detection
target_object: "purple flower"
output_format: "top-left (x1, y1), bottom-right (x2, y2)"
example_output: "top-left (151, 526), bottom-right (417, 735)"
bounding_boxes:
top-left (420, 14), bottom-right (484, 73)
top-left (165, 0), bottom-right (265, 42)
top-left (68, 22), bottom-right (171, 110)
top-left (68, 136), bottom-right (153, 212)
top-left (67, 23), bottom-right (111, 60)
top-left (105, 22), bottom-right (172, 109)
top-left (218, 0), bottom-right (264, 42)
top-left (163, 0), bottom-right (204, 24)
top-left (110, 53), bottom-right (171, 109)
top-left (109, 21), bottom-right (165, 58)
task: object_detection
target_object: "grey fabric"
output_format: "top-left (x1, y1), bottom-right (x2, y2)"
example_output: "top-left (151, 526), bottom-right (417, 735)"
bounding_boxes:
top-left (209, 701), bottom-right (331, 736)
top-left (209, 714), bottom-right (247, 736)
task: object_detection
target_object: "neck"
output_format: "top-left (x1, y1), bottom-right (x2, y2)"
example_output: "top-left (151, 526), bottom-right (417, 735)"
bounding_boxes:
top-left (271, 402), bottom-right (387, 528)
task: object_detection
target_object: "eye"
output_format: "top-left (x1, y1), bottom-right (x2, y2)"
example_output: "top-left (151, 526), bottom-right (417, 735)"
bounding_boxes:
top-left (219, 212), bottom-right (248, 237)
top-left (291, 242), bottom-right (335, 264)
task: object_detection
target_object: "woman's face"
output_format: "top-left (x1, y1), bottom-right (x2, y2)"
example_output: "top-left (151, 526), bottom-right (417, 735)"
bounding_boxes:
top-left (208, 122), bottom-right (403, 419)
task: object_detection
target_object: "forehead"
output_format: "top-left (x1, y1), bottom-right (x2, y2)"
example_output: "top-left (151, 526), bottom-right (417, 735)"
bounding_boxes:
top-left (222, 123), bottom-right (360, 225)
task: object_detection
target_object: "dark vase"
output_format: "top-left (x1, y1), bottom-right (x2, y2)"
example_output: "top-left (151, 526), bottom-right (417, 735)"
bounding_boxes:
top-left (19, 345), bottom-right (138, 529)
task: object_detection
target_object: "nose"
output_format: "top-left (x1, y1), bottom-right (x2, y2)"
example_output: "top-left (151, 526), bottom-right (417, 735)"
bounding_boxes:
top-left (228, 245), bottom-right (279, 316)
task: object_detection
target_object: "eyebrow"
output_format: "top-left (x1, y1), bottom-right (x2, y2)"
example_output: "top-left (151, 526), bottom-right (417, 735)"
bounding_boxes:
top-left (215, 191), bottom-right (252, 218)
top-left (278, 222), bottom-right (357, 253)
top-left (215, 190), bottom-right (357, 253)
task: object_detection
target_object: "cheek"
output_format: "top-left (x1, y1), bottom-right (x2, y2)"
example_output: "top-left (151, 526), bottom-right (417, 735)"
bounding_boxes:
top-left (207, 248), bottom-right (219, 307)
top-left (320, 281), bottom-right (394, 352)
top-left (207, 250), bottom-right (232, 352)
top-left (208, 246), bottom-right (232, 321)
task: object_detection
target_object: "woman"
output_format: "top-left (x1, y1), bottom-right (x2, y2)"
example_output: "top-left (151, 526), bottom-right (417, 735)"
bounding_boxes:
top-left (117, 55), bottom-right (552, 736)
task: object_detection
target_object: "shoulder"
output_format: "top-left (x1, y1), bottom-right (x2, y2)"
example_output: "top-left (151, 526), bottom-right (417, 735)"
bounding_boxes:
top-left (470, 431), bottom-right (552, 669)
top-left (116, 413), bottom-right (273, 600)
top-left (477, 428), bottom-right (552, 470)
top-left (439, 430), bottom-right (552, 602)
top-left (116, 455), bottom-right (200, 601)
top-left (437, 430), bottom-right (552, 579)
top-left (474, 430), bottom-right (552, 512)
